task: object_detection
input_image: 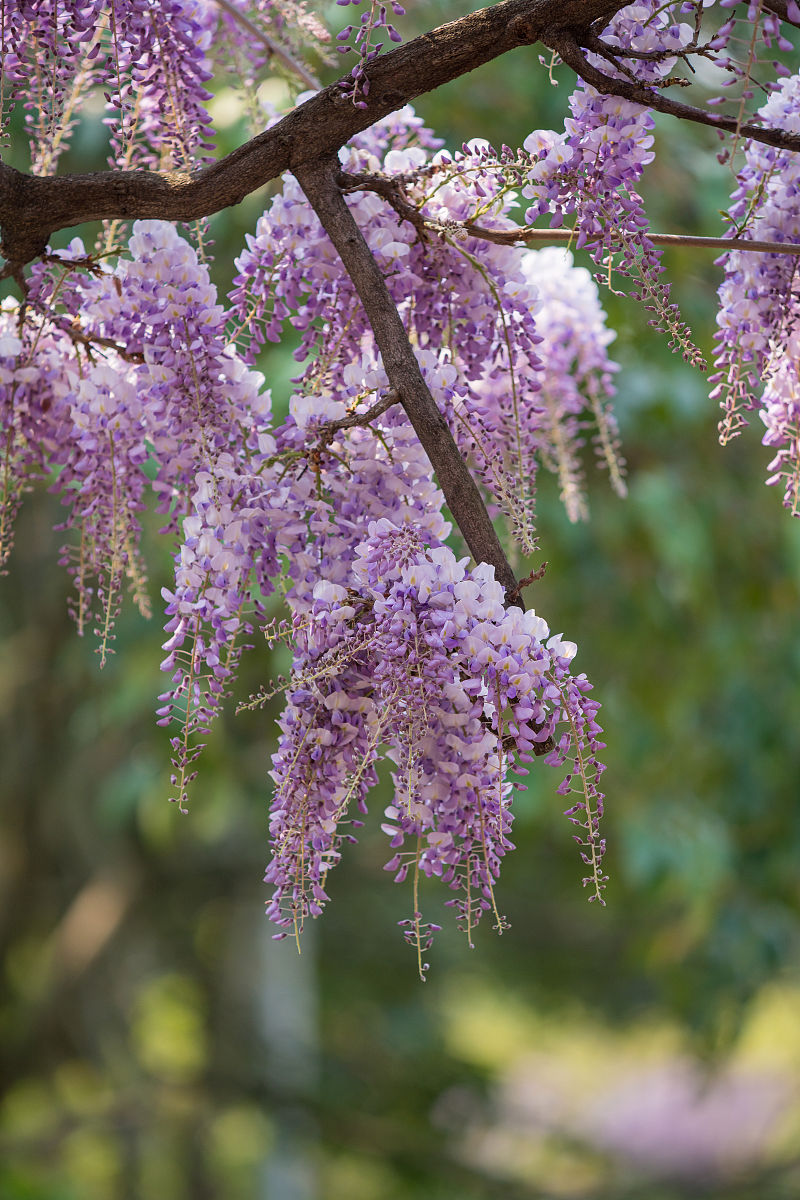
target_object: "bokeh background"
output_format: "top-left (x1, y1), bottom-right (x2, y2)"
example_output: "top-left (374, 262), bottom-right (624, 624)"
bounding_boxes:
top-left (3, 4), bottom-right (800, 1197)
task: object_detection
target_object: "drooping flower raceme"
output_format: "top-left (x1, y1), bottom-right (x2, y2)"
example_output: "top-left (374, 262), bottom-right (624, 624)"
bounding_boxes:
top-left (522, 2), bottom-right (703, 367)
top-left (2, 80), bottom-right (614, 964)
top-left (335, 0), bottom-right (407, 108)
top-left (518, 248), bottom-right (623, 521)
top-left (233, 108), bottom-right (623, 554)
top-left (266, 521), bottom-right (605, 974)
top-left (712, 71), bottom-right (800, 514)
top-left (12, 223), bottom-right (296, 805)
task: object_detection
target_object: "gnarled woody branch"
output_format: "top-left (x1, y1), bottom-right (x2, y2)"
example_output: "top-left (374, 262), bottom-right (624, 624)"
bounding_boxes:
top-left (4, 0), bottom-right (800, 268)
top-left (551, 26), bottom-right (800, 137)
top-left (0, 0), bottom-right (622, 266)
top-left (293, 154), bottom-right (521, 602)
top-left (294, 157), bottom-right (558, 756)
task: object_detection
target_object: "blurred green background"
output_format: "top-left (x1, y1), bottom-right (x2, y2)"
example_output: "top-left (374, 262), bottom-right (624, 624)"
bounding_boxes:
top-left (3, 4), bottom-right (800, 1197)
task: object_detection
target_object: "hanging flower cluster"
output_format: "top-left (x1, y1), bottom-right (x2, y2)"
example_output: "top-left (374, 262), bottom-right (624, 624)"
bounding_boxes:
top-left (267, 520), bottom-right (605, 975)
top-left (1, 99), bottom-right (611, 958)
top-left (335, 0), bottom-right (407, 107)
top-left (712, 73), bottom-right (800, 513)
top-left (0, 0), bottom-right (331, 174)
top-left (518, 248), bottom-right (623, 521)
top-left (8, 0), bottom-right (800, 963)
top-left (521, 2), bottom-right (703, 366)
top-left (4, 223), bottom-right (294, 803)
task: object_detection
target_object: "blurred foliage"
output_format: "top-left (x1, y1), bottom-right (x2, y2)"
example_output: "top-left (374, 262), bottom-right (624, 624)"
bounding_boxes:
top-left (3, 4), bottom-right (800, 1197)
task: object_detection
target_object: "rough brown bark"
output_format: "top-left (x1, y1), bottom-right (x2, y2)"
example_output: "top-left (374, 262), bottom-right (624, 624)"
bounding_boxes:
top-left (294, 158), bottom-right (556, 754)
top-left (552, 27), bottom-right (800, 137)
top-left (293, 155), bottom-right (521, 602)
top-left (5, 0), bottom-right (800, 270)
top-left (1, 0), bottom-right (625, 265)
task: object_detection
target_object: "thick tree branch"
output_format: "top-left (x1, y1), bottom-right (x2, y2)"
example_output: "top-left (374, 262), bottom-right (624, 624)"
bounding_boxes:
top-left (553, 28), bottom-right (800, 146)
top-left (4, 0), bottom-right (800, 270)
top-left (292, 155), bottom-right (522, 604)
top-left (0, 0), bottom-right (624, 267)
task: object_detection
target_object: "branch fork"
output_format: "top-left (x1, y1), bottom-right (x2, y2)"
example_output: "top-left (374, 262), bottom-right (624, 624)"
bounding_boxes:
top-left (293, 155), bottom-right (525, 606)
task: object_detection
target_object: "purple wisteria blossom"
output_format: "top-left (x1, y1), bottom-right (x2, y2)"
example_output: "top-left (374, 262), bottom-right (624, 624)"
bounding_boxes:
top-left (335, 0), bottom-right (407, 108)
top-left (0, 300), bottom-right (77, 571)
top-left (266, 520), bottom-right (605, 972)
top-left (522, 2), bottom-right (703, 366)
top-left (5, 222), bottom-right (295, 802)
top-left (233, 108), bottom-right (623, 553)
top-left (102, 0), bottom-right (216, 170)
top-left (0, 0), bottom-right (215, 173)
top-left (712, 72), bottom-right (800, 513)
top-left (518, 247), bottom-right (623, 521)
top-left (0, 0), bottom-right (106, 172)
top-left (2, 64), bottom-right (617, 966)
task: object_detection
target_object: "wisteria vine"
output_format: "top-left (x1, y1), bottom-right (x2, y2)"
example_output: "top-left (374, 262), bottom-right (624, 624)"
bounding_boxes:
top-left (2, 0), bottom-right (800, 968)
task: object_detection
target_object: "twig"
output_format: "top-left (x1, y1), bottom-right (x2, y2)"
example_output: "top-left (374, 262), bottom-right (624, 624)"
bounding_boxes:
top-left (59, 323), bottom-right (145, 363)
top-left (463, 224), bottom-right (800, 257)
top-left (335, 172), bottom-right (800, 258)
top-left (318, 388), bottom-right (400, 441)
top-left (213, 0), bottom-right (322, 91)
top-left (507, 561), bottom-right (548, 603)
top-left (337, 170), bottom-right (428, 241)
